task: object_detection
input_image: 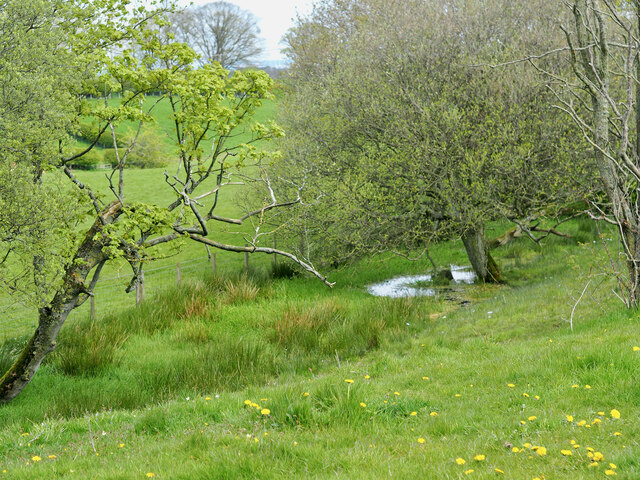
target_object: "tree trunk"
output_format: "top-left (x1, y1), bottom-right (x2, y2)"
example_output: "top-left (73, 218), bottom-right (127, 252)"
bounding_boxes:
top-left (462, 225), bottom-right (502, 283)
top-left (0, 202), bottom-right (121, 403)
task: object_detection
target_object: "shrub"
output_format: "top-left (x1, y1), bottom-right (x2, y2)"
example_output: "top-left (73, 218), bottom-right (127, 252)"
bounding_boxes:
top-left (67, 148), bottom-right (104, 170)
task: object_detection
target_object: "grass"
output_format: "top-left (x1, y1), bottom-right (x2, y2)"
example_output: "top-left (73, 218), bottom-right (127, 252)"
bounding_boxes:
top-left (0, 218), bottom-right (639, 478)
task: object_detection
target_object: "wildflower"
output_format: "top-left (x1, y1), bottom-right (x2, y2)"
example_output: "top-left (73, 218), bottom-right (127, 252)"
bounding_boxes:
top-left (507, 384), bottom-right (515, 388)
top-left (561, 450), bottom-right (572, 456)
top-left (593, 452), bottom-right (604, 462)
top-left (585, 385), bottom-right (591, 389)
top-left (456, 458), bottom-right (466, 465)
top-left (345, 379), bottom-right (354, 384)
top-left (523, 443), bottom-right (531, 449)
top-left (48, 455), bottom-right (56, 459)
top-left (609, 463), bottom-right (617, 469)
top-left (536, 447), bottom-right (547, 456)
top-left (417, 438), bottom-right (426, 444)
top-left (31, 456), bottom-right (41, 463)
top-left (495, 468), bottom-right (504, 474)
top-left (572, 384), bottom-right (579, 388)
top-left (593, 418), bottom-right (602, 424)
top-left (364, 375), bottom-right (370, 379)
top-left (586, 447), bottom-right (594, 452)
top-left (244, 400), bottom-right (252, 405)
top-left (633, 346), bottom-right (640, 351)
top-left (118, 443), bottom-right (125, 448)
top-left (205, 397), bottom-right (211, 401)
top-left (410, 411), bottom-right (417, 416)
top-left (577, 420), bottom-right (586, 426)
top-left (464, 469), bottom-right (474, 475)
top-left (570, 440), bottom-right (576, 444)
top-left (422, 376), bottom-right (429, 380)
top-left (146, 474), bottom-right (155, 478)
top-left (360, 402), bottom-right (367, 408)
top-left (598, 411), bottom-right (605, 416)
top-left (534, 395), bottom-right (540, 400)
top-left (605, 470), bottom-right (617, 476)
top-left (614, 432), bottom-right (622, 436)
top-left (21, 433), bottom-right (29, 437)
top-left (574, 445), bottom-right (580, 449)
top-left (512, 447), bottom-right (520, 453)
top-left (588, 462), bottom-right (598, 467)
top-left (303, 392), bottom-right (309, 397)
top-left (430, 412), bottom-right (438, 417)
top-left (454, 394), bottom-right (461, 397)
top-left (523, 393), bottom-right (529, 398)
top-left (473, 454), bottom-right (485, 461)
top-left (528, 416), bottom-right (536, 421)
top-left (260, 408), bottom-right (271, 415)
top-left (610, 409), bottom-right (621, 419)
top-left (566, 415), bottom-right (574, 422)
top-left (394, 392), bottom-right (400, 396)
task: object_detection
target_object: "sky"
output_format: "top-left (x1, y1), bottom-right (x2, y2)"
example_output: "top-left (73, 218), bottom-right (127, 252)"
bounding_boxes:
top-left (185, 0), bottom-right (316, 65)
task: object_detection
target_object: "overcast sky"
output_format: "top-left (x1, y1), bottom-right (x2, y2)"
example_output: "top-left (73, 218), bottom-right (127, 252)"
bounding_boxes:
top-left (183, 0), bottom-right (316, 64)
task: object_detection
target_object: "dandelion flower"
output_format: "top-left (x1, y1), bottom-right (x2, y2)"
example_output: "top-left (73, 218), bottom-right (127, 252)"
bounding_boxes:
top-left (528, 416), bottom-right (537, 421)
top-left (561, 450), bottom-right (573, 456)
top-left (577, 420), bottom-right (586, 426)
top-left (574, 444), bottom-right (580, 449)
top-left (345, 379), bottom-right (354, 384)
top-left (609, 463), bottom-right (617, 469)
top-left (593, 418), bottom-right (602, 424)
top-left (585, 385), bottom-right (591, 389)
top-left (48, 455), bottom-right (56, 459)
top-left (598, 411), bottom-right (605, 416)
top-left (523, 393), bottom-right (529, 398)
top-left (566, 415), bottom-right (574, 422)
top-left (593, 452), bottom-right (605, 462)
top-left (605, 470), bottom-right (617, 476)
top-left (536, 447), bottom-right (547, 456)
top-left (364, 375), bottom-right (371, 379)
top-left (495, 468), bottom-right (504, 474)
top-left (507, 384), bottom-right (515, 388)
top-left (394, 392), bottom-right (400, 396)
top-left (511, 447), bottom-right (520, 453)
top-left (146, 474), bottom-right (155, 478)
top-left (430, 412), bottom-right (438, 417)
top-left (303, 392), bottom-right (309, 397)
top-left (456, 458), bottom-right (466, 465)
top-left (244, 400), bottom-right (252, 405)
top-left (520, 420), bottom-right (526, 425)
top-left (410, 411), bottom-right (417, 416)
top-left (610, 409), bottom-right (621, 419)
top-left (417, 438), bottom-right (426, 444)
top-left (614, 432), bottom-right (622, 436)
top-left (118, 443), bottom-right (125, 448)
top-left (572, 384), bottom-right (579, 388)
top-left (534, 395), bottom-right (540, 400)
top-left (31, 456), bottom-right (41, 463)
top-left (422, 376), bottom-right (429, 380)
top-left (523, 443), bottom-right (531, 449)
top-left (260, 408), bottom-right (271, 415)
top-left (473, 454), bottom-right (485, 461)
top-left (454, 394), bottom-right (461, 397)
top-left (464, 469), bottom-right (474, 475)
top-left (633, 346), bottom-right (640, 351)
top-left (360, 402), bottom-right (367, 408)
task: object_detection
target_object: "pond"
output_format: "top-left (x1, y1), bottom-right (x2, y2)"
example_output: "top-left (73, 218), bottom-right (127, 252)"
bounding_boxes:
top-left (366, 266), bottom-right (476, 298)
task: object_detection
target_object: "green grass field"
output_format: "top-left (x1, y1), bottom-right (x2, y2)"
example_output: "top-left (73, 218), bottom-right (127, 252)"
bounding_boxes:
top-left (0, 216), bottom-right (638, 479)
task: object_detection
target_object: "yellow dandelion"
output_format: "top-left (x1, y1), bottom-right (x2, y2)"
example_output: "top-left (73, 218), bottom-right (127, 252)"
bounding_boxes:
top-left (364, 375), bottom-right (370, 379)
top-left (598, 411), bottom-right (605, 416)
top-left (536, 447), bottom-right (547, 456)
top-left (464, 469), bottom-right (474, 475)
top-left (417, 438), bottom-right (426, 444)
top-left (118, 443), bottom-right (125, 448)
top-left (585, 385), bottom-right (591, 389)
top-left (614, 432), bottom-right (622, 436)
top-left (520, 420), bottom-right (526, 425)
top-left (344, 379), bottom-right (354, 384)
top-left (394, 392), bottom-right (400, 396)
top-left (605, 470), bottom-right (617, 476)
top-left (528, 416), bottom-right (537, 422)
top-left (523, 443), bottom-right (531, 449)
top-left (360, 402), bottom-right (367, 408)
top-left (587, 447), bottom-right (594, 452)
top-left (593, 418), bottom-right (602, 424)
top-left (561, 450), bottom-right (572, 456)
top-left (633, 346), bottom-right (640, 351)
top-left (577, 420), bottom-right (586, 426)
top-left (303, 392), bottom-right (309, 397)
top-left (495, 468), bottom-right (504, 474)
top-left (31, 456), bottom-right (41, 463)
top-left (456, 458), bottom-right (466, 465)
top-left (523, 393), bottom-right (529, 398)
top-left (572, 384), bottom-right (579, 388)
top-left (512, 447), bottom-right (520, 453)
top-left (21, 433), bottom-right (29, 437)
top-left (48, 455), bottom-right (56, 459)
top-left (454, 394), bottom-right (461, 397)
top-left (244, 399), bottom-right (252, 405)
top-left (205, 397), bottom-right (211, 401)
top-left (254, 438), bottom-right (259, 443)
top-left (260, 408), bottom-right (271, 415)
top-left (593, 452), bottom-right (604, 462)
top-left (566, 415), bottom-right (574, 422)
top-left (610, 409), bottom-right (621, 419)
top-left (609, 463), bottom-right (617, 469)
top-left (588, 462), bottom-right (598, 467)
top-left (507, 383), bottom-right (515, 388)
top-left (410, 411), bottom-right (417, 416)
top-left (430, 412), bottom-right (438, 417)
top-left (534, 395), bottom-right (540, 400)
top-left (570, 440), bottom-right (576, 445)
top-left (146, 474), bottom-right (155, 478)
top-left (473, 454), bottom-right (485, 461)
top-left (422, 376), bottom-right (429, 380)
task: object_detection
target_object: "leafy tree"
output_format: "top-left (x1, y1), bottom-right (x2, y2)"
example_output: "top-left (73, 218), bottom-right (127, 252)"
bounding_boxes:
top-left (168, 1), bottom-right (263, 69)
top-left (0, 0), bottom-right (328, 404)
top-left (276, 0), bottom-right (589, 280)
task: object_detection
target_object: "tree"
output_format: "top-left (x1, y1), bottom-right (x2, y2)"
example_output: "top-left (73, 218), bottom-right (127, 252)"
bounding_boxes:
top-left (276, 0), bottom-right (588, 281)
top-left (168, 1), bottom-right (263, 69)
top-left (550, 0), bottom-right (640, 306)
top-left (0, 0), bottom-right (329, 404)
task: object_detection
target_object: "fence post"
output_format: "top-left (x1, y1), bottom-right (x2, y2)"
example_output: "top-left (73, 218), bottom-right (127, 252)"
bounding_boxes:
top-left (272, 235), bottom-right (278, 268)
top-left (177, 262), bottom-right (182, 286)
top-left (90, 295), bottom-right (96, 320)
top-left (211, 253), bottom-right (217, 276)
top-left (244, 245), bottom-right (250, 273)
top-left (136, 270), bottom-right (145, 306)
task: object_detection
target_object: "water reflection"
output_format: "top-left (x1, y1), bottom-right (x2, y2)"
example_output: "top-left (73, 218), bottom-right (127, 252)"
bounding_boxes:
top-left (366, 265), bottom-right (476, 298)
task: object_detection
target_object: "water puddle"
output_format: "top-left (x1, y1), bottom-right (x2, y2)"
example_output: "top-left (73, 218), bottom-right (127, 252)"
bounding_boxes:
top-left (366, 265), bottom-right (476, 298)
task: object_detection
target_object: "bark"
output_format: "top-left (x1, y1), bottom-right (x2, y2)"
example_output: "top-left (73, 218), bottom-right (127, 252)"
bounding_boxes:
top-left (462, 224), bottom-right (502, 283)
top-left (0, 202), bottom-right (122, 403)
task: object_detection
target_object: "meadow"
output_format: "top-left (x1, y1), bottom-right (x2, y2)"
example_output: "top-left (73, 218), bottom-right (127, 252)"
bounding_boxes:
top-left (0, 215), bottom-right (639, 479)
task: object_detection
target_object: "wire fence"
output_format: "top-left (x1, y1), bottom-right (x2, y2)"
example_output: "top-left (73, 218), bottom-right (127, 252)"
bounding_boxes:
top-left (0, 255), bottom-right (225, 342)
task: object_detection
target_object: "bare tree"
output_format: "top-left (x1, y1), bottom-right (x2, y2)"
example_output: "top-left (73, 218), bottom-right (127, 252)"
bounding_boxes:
top-left (170, 1), bottom-right (263, 69)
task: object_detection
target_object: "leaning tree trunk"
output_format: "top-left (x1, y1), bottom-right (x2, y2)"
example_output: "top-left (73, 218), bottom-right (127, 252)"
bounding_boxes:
top-left (0, 202), bottom-right (122, 404)
top-left (462, 224), bottom-right (502, 283)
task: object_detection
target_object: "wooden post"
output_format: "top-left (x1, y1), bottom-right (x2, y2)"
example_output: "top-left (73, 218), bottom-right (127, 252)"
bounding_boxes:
top-left (272, 235), bottom-right (278, 268)
top-left (244, 245), bottom-right (250, 273)
top-left (211, 253), bottom-right (217, 276)
top-left (177, 262), bottom-right (182, 286)
top-left (136, 270), bottom-right (145, 306)
top-left (90, 295), bottom-right (96, 320)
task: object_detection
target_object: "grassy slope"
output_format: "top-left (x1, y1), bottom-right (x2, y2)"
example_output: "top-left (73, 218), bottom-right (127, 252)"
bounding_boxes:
top-left (0, 220), bottom-right (638, 479)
